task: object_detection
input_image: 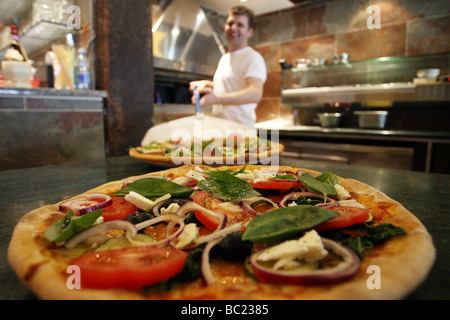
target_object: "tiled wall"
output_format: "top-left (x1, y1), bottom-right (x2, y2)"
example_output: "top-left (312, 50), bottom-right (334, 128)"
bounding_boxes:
top-left (252, 0), bottom-right (450, 122)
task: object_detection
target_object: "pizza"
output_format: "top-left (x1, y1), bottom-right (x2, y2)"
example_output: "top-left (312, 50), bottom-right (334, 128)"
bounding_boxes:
top-left (129, 137), bottom-right (284, 166)
top-left (7, 164), bottom-right (435, 300)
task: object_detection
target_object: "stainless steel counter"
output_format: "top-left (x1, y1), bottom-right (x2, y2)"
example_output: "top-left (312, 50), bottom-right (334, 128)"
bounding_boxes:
top-left (257, 125), bottom-right (450, 174)
top-left (258, 125), bottom-right (450, 140)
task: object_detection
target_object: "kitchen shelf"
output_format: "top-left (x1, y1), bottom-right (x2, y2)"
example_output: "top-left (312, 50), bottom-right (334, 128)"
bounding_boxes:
top-left (0, 21), bottom-right (68, 59)
top-left (281, 53), bottom-right (450, 106)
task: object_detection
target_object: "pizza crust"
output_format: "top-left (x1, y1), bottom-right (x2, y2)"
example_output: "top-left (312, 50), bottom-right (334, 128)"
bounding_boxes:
top-left (7, 165), bottom-right (435, 300)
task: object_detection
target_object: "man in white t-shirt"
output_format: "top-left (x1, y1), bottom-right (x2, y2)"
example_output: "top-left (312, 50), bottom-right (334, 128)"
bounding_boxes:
top-left (189, 6), bottom-right (267, 129)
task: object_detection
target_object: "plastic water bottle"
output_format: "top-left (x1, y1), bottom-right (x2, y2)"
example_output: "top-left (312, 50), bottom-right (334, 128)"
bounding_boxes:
top-left (74, 48), bottom-right (91, 90)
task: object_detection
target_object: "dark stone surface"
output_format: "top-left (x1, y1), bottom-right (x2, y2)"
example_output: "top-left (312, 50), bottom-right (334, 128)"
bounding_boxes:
top-left (1, 156), bottom-right (449, 299)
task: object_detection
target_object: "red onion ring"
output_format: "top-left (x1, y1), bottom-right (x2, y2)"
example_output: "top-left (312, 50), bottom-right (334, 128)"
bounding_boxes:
top-left (250, 238), bottom-right (361, 285)
top-left (195, 223), bottom-right (243, 246)
top-left (176, 201), bottom-right (228, 231)
top-left (200, 237), bottom-right (222, 286)
top-left (132, 214), bottom-right (185, 248)
top-left (239, 197), bottom-right (279, 216)
top-left (239, 201), bottom-right (258, 216)
top-left (59, 193), bottom-right (113, 215)
top-left (64, 220), bottom-right (137, 249)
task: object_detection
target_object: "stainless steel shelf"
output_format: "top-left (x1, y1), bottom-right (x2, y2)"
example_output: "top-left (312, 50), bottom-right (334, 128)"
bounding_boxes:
top-left (282, 82), bottom-right (450, 105)
top-left (1, 21), bottom-right (68, 59)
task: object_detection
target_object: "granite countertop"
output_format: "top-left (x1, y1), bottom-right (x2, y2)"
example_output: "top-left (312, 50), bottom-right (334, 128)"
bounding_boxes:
top-left (1, 156), bottom-right (448, 300)
top-left (0, 87), bottom-right (107, 99)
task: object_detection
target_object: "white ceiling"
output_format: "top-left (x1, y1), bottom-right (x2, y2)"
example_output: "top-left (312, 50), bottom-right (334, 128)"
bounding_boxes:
top-left (198, 0), bottom-right (294, 15)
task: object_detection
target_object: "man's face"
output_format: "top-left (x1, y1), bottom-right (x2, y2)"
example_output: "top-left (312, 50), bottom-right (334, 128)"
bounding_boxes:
top-left (225, 13), bottom-right (254, 51)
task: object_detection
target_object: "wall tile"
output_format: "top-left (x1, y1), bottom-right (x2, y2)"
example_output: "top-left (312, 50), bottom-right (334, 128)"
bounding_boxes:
top-left (255, 9), bottom-right (306, 45)
top-left (280, 35), bottom-right (335, 66)
top-left (373, 0), bottom-right (450, 24)
top-left (407, 16), bottom-right (450, 56)
top-left (263, 71), bottom-right (282, 98)
top-left (254, 43), bottom-right (280, 71)
top-left (305, 5), bottom-right (327, 36)
top-left (256, 98), bottom-right (281, 122)
top-left (336, 23), bottom-right (406, 61)
top-left (323, 0), bottom-right (371, 33)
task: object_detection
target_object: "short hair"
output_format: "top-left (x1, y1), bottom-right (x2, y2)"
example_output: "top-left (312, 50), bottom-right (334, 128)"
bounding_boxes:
top-left (228, 5), bottom-right (255, 29)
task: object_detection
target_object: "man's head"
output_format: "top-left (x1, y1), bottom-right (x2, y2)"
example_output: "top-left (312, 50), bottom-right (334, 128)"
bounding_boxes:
top-left (225, 6), bottom-right (255, 52)
top-left (228, 5), bottom-right (255, 29)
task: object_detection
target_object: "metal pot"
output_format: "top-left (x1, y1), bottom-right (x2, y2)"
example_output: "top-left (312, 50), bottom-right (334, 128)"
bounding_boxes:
top-left (355, 111), bottom-right (388, 129)
top-left (318, 113), bottom-right (342, 128)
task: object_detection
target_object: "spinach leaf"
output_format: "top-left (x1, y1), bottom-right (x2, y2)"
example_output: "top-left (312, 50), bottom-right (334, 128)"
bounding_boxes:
top-left (198, 170), bottom-right (260, 201)
top-left (325, 222), bottom-right (407, 260)
top-left (44, 209), bottom-right (102, 242)
top-left (242, 205), bottom-right (339, 243)
top-left (112, 177), bottom-right (193, 200)
top-left (298, 172), bottom-right (337, 201)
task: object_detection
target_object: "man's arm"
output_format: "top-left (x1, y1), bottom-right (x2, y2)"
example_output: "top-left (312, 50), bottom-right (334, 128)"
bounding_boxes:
top-left (189, 80), bottom-right (214, 92)
top-left (197, 77), bottom-right (263, 107)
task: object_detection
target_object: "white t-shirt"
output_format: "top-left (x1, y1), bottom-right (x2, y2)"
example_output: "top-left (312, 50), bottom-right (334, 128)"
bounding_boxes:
top-left (212, 46), bottom-right (267, 128)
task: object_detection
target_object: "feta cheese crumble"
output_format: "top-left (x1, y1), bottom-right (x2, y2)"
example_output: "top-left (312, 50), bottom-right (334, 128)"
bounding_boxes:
top-left (257, 230), bottom-right (328, 270)
top-left (124, 192), bottom-right (170, 211)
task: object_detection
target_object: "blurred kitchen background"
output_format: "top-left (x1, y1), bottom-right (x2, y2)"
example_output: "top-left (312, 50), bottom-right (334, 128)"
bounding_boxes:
top-left (0, 0), bottom-right (449, 173)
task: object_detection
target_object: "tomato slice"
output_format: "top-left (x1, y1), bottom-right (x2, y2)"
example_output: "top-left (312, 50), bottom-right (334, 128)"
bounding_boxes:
top-left (192, 191), bottom-right (226, 230)
top-left (192, 191), bottom-right (254, 230)
top-left (101, 196), bottom-right (138, 221)
top-left (71, 247), bottom-right (188, 289)
top-left (315, 206), bottom-right (370, 231)
top-left (250, 180), bottom-right (301, 191)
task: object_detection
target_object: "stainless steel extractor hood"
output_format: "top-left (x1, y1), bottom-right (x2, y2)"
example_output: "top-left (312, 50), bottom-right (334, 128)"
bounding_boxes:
top-left (152, 0), bottom-right (226, 79)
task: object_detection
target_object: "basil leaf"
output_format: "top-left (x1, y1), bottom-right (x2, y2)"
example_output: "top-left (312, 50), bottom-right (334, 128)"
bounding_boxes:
top-left (198, 170), bottom-right (260, 201)
top-left (275, 174), bottom-right (296, 180)
top-left (315, 171), bottom-right (340, 186)
top-left (112, 177), bottom-right (193, 199)
top-left (44, 209), bottom-right (102, 243)
top-left (298, 172), bottom-right (337, 201)
top-left (242, 205), bottom-right (339, 243)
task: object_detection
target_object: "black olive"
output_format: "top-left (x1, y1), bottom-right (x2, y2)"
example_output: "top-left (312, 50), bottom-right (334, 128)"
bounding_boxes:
top-left (125, 212), bottom-right (152, 226)
top-left (217, 232), bottom-right (253, 262)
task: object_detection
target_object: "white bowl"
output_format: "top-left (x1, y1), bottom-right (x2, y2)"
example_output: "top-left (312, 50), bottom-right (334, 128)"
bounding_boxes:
top-left (417, 68), bottom-right (440, 79)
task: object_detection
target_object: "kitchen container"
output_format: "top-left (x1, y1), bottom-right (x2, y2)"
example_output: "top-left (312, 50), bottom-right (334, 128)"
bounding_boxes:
top-left (417, 68), bottom-right (440, 79)
top-left (318, 113), bottom-right (342, 128)
top-left (1, 60), bottom-right (32, 88)
top-left (355, 111), bottom-right (388, 129)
